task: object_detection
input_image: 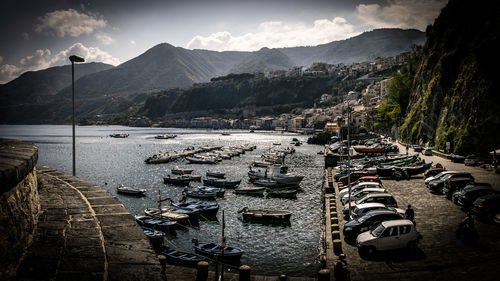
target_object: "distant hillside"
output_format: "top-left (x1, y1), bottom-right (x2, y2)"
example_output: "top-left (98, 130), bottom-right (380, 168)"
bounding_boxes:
top-left (399, 0), bottom-right (500, 154)
top-left (229, 48), bottom-right (295, 74)
top-left (0, 62), bottom-right (113, 106)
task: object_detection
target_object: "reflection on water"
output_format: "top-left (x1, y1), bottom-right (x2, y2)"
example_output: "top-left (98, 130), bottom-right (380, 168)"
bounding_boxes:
top-left (0, 125), bottom-right (323, 276)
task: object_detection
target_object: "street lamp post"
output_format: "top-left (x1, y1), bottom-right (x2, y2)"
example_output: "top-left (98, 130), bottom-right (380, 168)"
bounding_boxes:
top-left (69, 55), bottom-right (85, 176)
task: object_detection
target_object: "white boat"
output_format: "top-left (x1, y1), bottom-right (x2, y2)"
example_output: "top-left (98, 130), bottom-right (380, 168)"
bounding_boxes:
top-left (172, 166), bottom-right (193, 175)
top-left (249, 165), bottom-right (303, 185)
top-left (116, 185), bottom-right (146, 196)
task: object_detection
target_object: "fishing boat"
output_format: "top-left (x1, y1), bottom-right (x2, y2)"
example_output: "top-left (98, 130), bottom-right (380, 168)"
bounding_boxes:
top-left (198, 186), bottom-right (225, 197)
top-left (135, 215), bottom-right (177, 232)
top-left (183, 188), bottom-right (217, 199)
top-left (109, 133), bottom-right (129, 138)
top-left (171, 200), bottom-right (219, 216)
top-left (162, 249), bottom-right (207, 267)
top-left (185, 156), bottom-right (217, 164)
top-left (203, 178), bottom-right (241, 188)
top-left (206, 170), bottom-right (225, 178)
top-left (171, 208), bottom-right (200, 220)
top-left (144, 208), bottom-right (190, 222)
top-left (266, 188), bottom-right (298, 199)
top-left (406, 162), bottom-right (433, 175)
top-left (116, 185), bottom-right (146, 196)
top-left (238, 207), bottom-right (292, 223)
top-left (253, 179), bottom-right (279, 187)
top-left (141, 226), bottom-right (165, 248)
top-left (234, 186), bottom-right (266, 196)
top-left (248, 165), bottom-right (303, 186)
top-left (163, 175), bottom-right (192, 185)
top-left (171, 166), bottom-right (193, 175)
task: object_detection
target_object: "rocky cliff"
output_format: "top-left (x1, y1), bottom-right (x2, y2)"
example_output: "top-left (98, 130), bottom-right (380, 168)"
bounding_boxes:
top-left (400, 0), bottom-right (500, 154)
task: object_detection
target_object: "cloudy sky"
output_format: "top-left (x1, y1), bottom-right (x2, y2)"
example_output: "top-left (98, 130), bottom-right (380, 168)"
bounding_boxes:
top-left (0, 0), bottom-right (447, 84)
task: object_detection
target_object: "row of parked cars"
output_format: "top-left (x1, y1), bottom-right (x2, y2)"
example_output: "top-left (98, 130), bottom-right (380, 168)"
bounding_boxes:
top-left (338, 176), bottom-right (421, 255)
top-left (424, 169), bottom-right (500, 221)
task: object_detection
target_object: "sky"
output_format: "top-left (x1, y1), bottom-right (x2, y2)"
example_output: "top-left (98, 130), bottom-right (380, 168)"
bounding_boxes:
top-left (0, 0), bottom-right (448, 84)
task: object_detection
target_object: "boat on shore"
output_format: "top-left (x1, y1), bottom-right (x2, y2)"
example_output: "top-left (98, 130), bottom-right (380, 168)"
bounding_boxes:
top-left (116, 185), bottom-right (146, 196)
top-left (203, 178), bottom-right (241, 188)
top-left (234, 186), bottom-right (266, 196)
top-left (353, 145), bottom-right (385, 153)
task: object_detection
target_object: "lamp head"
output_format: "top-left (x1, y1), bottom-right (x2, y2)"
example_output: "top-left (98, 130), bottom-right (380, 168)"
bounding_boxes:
top-left (69, 55), bottom-right (85, 63)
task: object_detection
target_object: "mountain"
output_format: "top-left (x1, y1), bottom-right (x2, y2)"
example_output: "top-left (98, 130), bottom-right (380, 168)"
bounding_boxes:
top-left (229, 47), bottom-right (295, 74)
top-left (400, 0), bottom-right (500, 154)
top-left (0, 62), bottom-right (113, 106)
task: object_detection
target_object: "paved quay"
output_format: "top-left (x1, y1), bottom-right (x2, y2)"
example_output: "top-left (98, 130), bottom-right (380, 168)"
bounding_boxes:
top-left (332, 144), bottom-right (500, 281)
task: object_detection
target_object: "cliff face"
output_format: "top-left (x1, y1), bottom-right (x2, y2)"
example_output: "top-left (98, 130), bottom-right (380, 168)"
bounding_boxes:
top-left (401, 0), bottom-right (500, 154)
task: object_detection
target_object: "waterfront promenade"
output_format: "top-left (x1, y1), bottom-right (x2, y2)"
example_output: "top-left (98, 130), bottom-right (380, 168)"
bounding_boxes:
top-left (327, 143), bottom-right (500, 281)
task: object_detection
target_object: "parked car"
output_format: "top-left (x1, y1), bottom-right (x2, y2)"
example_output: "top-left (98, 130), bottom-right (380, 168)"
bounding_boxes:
top-left (428, 172), bottom-right (474, 194)
top-left (356, 219), bottom-right (420, 255)
top-left (349, 176), bottom-right (383, 186)
top-left (451, 184), bottom-right (492, 204)
top-left (424, 168), bottom-right (446, 179)
top-left (456, 185), bottom-right (498, 209)
top-left (341, 188), bottom-right (387, 205)
top-left (464, 155), bottom-right (479, 166)
top-left (343, 210), bottom-right (404, 239)
top-left (411, 144), bottom-right (423, 152)
top-left (423, 148), bottom-right (433, 156)
top-left (424, 171), bottom-right (457, 185)
top-left (347, 203), bottom-right (388, 220)
top-left (442, 177), bottom-right (475, 199)
top-left (343, 193), bottom-right (398, 217)
top-left (470, 194), bottom-right (500, 221)
top-left (339, 171), bottom-right (369, 185)
top-left (338, 182), bottom-right (382, 199)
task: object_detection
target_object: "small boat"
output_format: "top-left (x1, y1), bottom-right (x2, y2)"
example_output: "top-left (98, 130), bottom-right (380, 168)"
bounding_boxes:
top-left (109, 133), bottom-right (129, 138)
top-left (198, 186), bottom-right (225, 197)
top-left (141, 226), bottom-right (165, 249)
top-left (203, 179), bottom-right (241, 188)
top-left (206, 170), bottom-right (225, 178)
top-left (406, 162), bottom-right (433, 175)
top-left (144, 208), bottom-right (190, 222)
top-left (135, 215), bottom-right (177, 232)
top-left (253, 179), bottom-right (279, 187)
top-left (155, 134), bottom-right (176, 139)
top-left (221, 133), bottom-right (231, 136)
top-left (193, 241), bottom-right (244, 260)
top-left (162, 249), bottom-right (207, 267)
top-left (273, 143), bottom-right (281, 146)
top-left (234, 186), bottom-right (266, 196)
top-left (185, 157), bottom-right (217, 164)
top-left (172, 166), bottom-right (193, 175)
top-left (183, 188), bottom-right (217, 199)
top-left (116, 185), bottom-right (146, 196)
top-left (294, 141), bottom-right (302, 146)
top-left (353, 145), bottom-right (385, 153)
top-left (172, 208), bottom-right (200, 220)
top-left (266, 189), bottom-right (298, 199)
top-left (238, 207), bottom-right (292, 222)
top-left (171, 200), bottom-right (219, 216)
top-left (163, 175), bottom-right (192, 185)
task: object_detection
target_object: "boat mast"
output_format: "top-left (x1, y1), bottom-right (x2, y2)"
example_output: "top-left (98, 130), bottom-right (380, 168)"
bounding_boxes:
top-left (158, 185), bottom-right (162, 220)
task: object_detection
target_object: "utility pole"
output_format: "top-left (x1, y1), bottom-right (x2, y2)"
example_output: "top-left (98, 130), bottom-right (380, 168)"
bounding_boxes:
top-left (347, 104), bottom-right (352, 219)
top-left (69, 55), bottom-right (84, 176)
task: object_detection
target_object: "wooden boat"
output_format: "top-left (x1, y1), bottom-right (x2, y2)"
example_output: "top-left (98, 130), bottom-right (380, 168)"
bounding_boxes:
top-left (135, 215), bottom-right (177, 232)
top-left (163, 175), bottom-right (192, 185)
top-left (116, 185), bottom-right (146, 196)
top-left (109, 133), bottom-right (129, 138)
top-left (144, 208), bottom-right (190, 222)
top-left (203, 179), bottom-right (241, 188)
top-left (266, 189), bottom-right (298, 199)
top-left (198, 186), bottom-right (225, 197)
top-left (171, 200), bottom-right (219, 216)
top-left (234, 186), bottom-right (265, 196)
top-left (376, 166), bottom-right (395, 177)
top-left (183, 188), bottom-right (217, 199)
top-left (206, 171), bottom-right (225, 178)
top-left (253, 179), bottom-right (279, 187)
top-left (141, 226), bottom-right (165, 248)
top-left (162, 249), bottom-right (207, 267)
top-left (406, 162), bottom-right (433, 175)
top-left (171, 166), bottom-right (193, 175)
top-left (172, 208), bottom-right (200, 220)
top-left (238, 207), bottom-right (292, 222)
top-left (353, 145), bottom-right (385, 153)
top-left (185, 156), bottom-right (217, 164)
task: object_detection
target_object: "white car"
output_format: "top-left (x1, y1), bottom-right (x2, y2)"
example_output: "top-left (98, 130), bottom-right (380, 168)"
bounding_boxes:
top-left (424, 171), bottom-right (457, 185)
top-left (338, 182), bottom-right (382, 199)
top-left (356, 219), bottom-right (420, 255)
top-left (341, 188), bottom-right (386, 205)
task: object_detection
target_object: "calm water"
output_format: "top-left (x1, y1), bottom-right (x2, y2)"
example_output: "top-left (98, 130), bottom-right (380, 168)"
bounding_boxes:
top-left (0, 125), bottom-right (324, 276)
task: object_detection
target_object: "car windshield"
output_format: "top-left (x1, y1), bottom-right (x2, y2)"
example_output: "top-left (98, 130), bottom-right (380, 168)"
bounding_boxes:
top-left (371, 224), bottom-right (385, 236)
top-left (358, 214), bottom-right (370, 223)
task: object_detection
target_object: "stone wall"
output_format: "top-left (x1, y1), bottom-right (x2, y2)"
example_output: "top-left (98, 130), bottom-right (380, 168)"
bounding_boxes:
top-left (0, 139), bottom-right (39, 279)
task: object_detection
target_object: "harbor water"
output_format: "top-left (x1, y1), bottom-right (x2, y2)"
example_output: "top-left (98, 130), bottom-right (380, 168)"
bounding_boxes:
top-left (0, 125), bottom-right (324, 276)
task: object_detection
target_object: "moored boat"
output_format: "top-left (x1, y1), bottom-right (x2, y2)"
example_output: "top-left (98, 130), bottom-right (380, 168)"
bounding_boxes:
top-left (192, 241), bottom-right (244, 260)
top-left (162, 249), bottom-right (207, 267)
top-left (144, 208), bottom-right (190, 222)
top-left (353, 145), bottom-right (385, 153)
top-left (266, 189), bottom-right (298, 199)
top-left (135, 215), bottom-right (177, 232)
top-left (116, 185), bottom-right (146, 196)
top-left (203, 178), bottom-right (241, 188)
top-left (183, 188), bottom-right (217, 199)
top-left (163, 175), bottom-right (192, 185)
top-left (171, 200), bottom-right (219, 216)
top-left (109, 133), bottom-right (129, 138)
top-left (141, 226), bottom-right (165, 249)
top-left (238, 207), bottom-right (292, 223)
top-left (206, 170), bottom-right (225, 178)
top-left (172, 166), bottom-right (193, 175)
top-left (197, 186), bottom-right (225, 197)
top-left (234, 186), bottom-right (265, 196)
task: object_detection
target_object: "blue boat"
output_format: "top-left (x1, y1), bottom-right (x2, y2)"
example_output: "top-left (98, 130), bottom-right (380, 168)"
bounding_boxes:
top-left (141, 226), bottom-right (165, 249)
top-left (172, 208), bottom-right (200, 220)
top-left (135, 215), bottom-right (177, 233)
top-left (203, 179), bottom-right (241, 188)
top-left (193, 241), bottom-right (244, 260)
top-left (162, 249), bottom-right (207, 267)
top-left (198, 186), bottom-right (225, 197)
top-left (183, 188), bottom-right (217, 199)
top-left (163, 175), bottom-right (192, 185)
top-left (171, 200), bottom-right (219, 216)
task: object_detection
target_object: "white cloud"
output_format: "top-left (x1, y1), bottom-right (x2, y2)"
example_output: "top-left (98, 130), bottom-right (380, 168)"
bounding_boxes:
top-left (356, 0), bottom-right (447, 31)
top-left (187, 17), bottom-right (358, 51)
top-left (0, 43), bottom-right (119, 84)
top-left (35, 9), bottom-right (107, 37)
top-left (95, 32), bottom-right (115, 45)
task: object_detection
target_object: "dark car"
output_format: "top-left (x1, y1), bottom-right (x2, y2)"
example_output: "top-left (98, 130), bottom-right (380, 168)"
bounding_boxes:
top-left (452, 183), bottom-right (492, 204)
top-left (456, 186), bottom-right (498, 210)
top-left (442, 177), bottom-right (475, 199)
top-left (428, 172), bottom-right (474, 194)
top-left (470, 194), bottom-right (500, 221)
top-left (411, 144), bottom-right (423, 152)
top-left (424, 168), bottom-right (446, 179)
top-left (343, 210), bottom-right (404, 239)
top-left (339, 171), bottom-right (369, 185)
